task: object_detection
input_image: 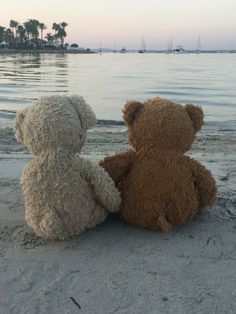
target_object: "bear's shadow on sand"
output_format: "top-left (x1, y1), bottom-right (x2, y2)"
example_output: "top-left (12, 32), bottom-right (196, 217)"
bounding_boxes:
top-left (1, 195), bottom-right (234, 254)
top-left (4, 212), bottom-right (210, 250)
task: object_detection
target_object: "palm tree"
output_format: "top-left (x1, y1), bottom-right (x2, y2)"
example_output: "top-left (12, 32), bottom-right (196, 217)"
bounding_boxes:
top-left (52, 22), bottom-right (60, 33)
top-left (28, 19), bottom-right (40, 40)
top-left (52, 22), bottom-right (68, 46)
top-left (39, 22), bottom-right (47, 41)
top-left (17, 25), bottom-right (27, 44)
top-left (60, 22), bottom-right (68, 46)
top-left (9, 20), bottom-right (19, 38)
top-left (9, 20), bottom-right (19, 47)
top-left (52, 23), bottom-right (60, 46)
top-left (0, 26), bottom-right (6, 42)
top-left (57, 27), bottom-right (67, 46)
top-left (23, 21), bottom-right (31, 41)
top-left (61, 22), bottom-right (68, 29)
top-left (45, 32), bottom-right (54, 42)
top-left (23, 19), bottom-right (40, 43)
top-left (4, 28), bottom-right (14, 45)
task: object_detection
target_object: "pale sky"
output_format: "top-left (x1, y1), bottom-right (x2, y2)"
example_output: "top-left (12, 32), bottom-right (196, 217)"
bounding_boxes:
top-left (2, 0), bottom-right (236, 50)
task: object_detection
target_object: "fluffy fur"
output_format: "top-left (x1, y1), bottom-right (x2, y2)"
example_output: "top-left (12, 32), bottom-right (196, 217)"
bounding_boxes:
top-left (15, 95), bottom-right (121, 240)
top-left (99, 97), bottom-right (217, 231)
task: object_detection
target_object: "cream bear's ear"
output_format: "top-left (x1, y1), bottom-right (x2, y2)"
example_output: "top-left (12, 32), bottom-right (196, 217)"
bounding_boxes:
top-left (185, 104), bottom-right (204, 132)
top-left (84, 102), bottom-right (96, 129)
top-left (14, 109), bottom-right (27, 142)
top-left (69, 95), bottom-right (96, 129)
top-left (123, 100), bottom-right (144, 125)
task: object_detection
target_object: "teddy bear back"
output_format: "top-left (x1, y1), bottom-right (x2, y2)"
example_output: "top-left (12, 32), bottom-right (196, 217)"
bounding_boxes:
top-left (15, 95), bottom-right (96, 156)
top-left (118, 97), bottom-right (215, 230)
top-left (15, 96), bottom-right (113, 239)
top-left (21, 155), bottom-right (107, 239)
top-left (119, 152), bottom-right (200, 227)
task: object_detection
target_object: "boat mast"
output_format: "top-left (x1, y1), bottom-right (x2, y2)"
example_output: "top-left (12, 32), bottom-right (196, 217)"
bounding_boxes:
top-left (169, 37), bottom-right (173, 52)
top-left (139, 33), bottom-right (146, 53)
top-left (99, 40), bottom-right (102, 54)
top-left (197, 35), bottom-right (201, 52)
top-left (167, 38), bottom-right (173, 53)
top-left (142, 33), bottom-right (146, 52)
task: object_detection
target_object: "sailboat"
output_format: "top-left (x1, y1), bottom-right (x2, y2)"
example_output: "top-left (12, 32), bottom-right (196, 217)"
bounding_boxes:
top-left (195, 35), bottom-right (201, 53)
top-left (228, 42), bottom-right (234, 53)
top-left (113, 40), bottom-right (117, 53)
top-left (120, 47), bottom-right (127, 53)
top-left (98, 40), bottom-right (102, 54)
top-left (138, 34), bottom-right (146, 53)
top-left (173, 45), bottom-right (186, 53)
top-left (166, 38), bottom-right (173, 54)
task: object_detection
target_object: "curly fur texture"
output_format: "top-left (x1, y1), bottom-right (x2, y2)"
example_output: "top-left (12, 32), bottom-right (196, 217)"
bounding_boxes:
top-left (100, 97), bottom-right (217, 231)
top-left (15, 95), bottom-right (121, 240)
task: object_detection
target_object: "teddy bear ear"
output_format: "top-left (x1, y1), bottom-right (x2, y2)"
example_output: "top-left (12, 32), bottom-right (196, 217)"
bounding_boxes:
top-left (14, 109), bottom-right (27, 142)
top-left (84, 104), bottom-right (96, 129)
top-left (69, 95), bottom-right (96, 129)
top-left (123, 100), bottom-right (144, 125)
top-left (185, 104), bottom-right (204, 132)
top-left (16, 111), bottom-right (25, 123)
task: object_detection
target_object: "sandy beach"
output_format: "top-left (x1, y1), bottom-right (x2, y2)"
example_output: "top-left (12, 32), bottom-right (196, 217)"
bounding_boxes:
top-left (0, 122), bottom-right (236, 313)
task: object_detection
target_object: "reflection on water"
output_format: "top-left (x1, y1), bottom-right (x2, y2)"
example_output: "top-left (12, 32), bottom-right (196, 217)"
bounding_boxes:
top-left (0, 53), bottom-right (69, 110)
top-left (0, 53), bottom-right (236, 125)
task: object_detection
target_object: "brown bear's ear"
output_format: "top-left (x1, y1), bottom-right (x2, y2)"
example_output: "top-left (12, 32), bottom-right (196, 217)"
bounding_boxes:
top-left (123, 100), bottom-right (143, 125)
top-left (185, 104), bottom-right (204, 132)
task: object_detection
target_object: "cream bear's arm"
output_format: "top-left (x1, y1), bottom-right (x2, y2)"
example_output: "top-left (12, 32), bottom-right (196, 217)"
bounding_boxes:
top-left (74, 155), bottom-right (121, 213)
top-left (190, 159), bottom-right (217, 210)
top-left (99, 149), bottom-right (135, 185)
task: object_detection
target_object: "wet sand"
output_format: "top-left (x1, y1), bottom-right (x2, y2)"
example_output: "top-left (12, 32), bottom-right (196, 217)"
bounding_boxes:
top-left (0, 124), bottom-right (236, 314)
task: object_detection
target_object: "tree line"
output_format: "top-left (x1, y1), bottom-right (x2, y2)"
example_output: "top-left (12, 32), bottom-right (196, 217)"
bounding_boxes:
top-left (0, 19), bottom-right (68, 49)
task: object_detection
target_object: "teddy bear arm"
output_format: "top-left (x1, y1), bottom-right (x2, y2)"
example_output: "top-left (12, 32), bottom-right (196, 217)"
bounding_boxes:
top-left (88, 163), bottom-right (121, 212)
top-left (74, 156), bottom-right (121, 212)
top-left (99, 150), bottom-right (135, 185)
top-left (191, 160), bottom-right (217, 210)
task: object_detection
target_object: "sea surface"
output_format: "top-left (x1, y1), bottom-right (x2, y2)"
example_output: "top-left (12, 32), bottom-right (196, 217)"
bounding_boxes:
top-left (0, 52), bottom-right (235, 128)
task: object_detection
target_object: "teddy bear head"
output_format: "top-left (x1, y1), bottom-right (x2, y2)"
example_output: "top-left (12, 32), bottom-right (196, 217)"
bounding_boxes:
top-left (123, 97), bottom-right (203, 153)
top-left (15, 95), bottom-right (96, 156)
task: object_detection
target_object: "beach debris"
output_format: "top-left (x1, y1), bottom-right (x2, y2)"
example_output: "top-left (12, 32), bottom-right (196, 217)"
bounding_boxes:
top-left (70, 297), bottom-right (81, 309)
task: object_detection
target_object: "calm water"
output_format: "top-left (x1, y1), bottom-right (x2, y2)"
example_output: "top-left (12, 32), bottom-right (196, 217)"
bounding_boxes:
top-left (0, 53), bottom-right (236, 127)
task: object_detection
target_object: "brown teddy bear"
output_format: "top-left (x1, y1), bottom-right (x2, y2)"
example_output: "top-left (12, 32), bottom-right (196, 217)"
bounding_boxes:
top-left (99, 97), bottom-right (217, 231)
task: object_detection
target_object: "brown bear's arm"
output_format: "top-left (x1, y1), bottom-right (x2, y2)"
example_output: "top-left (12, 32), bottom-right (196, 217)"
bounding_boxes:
top-left (190, 159), bottom-right (217, 210)
top-left (99, 149), bottom-right (135, 185)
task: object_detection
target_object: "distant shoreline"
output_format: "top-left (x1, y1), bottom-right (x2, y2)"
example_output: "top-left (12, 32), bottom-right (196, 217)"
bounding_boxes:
top-left (0, 49), bottom-right (236, 54)
top-left (0, 109), bottom-right (125, 126)
top-left (0, 49), bottom-right (95, 54)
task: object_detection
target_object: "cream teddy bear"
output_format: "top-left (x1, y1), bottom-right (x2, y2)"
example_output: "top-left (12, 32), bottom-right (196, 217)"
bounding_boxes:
top-left (15, 95), bottom-right (121, 240)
